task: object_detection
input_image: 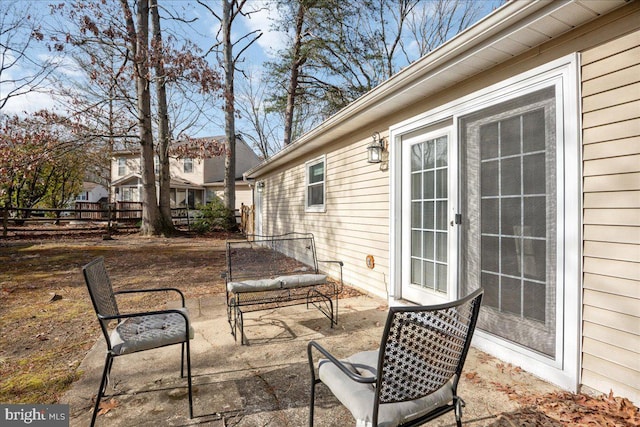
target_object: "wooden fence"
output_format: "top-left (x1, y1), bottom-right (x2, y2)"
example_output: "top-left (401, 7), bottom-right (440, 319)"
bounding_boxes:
top-left (2, 203), bottom-right (248, 236)
top-left (239, 203), bottom-right (254, 235)
top-left (1, 203), bottom-right (189, 236)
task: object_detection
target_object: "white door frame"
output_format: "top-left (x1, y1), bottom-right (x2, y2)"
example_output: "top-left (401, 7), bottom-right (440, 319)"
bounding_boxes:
top-left (389, 54), bottom-right (581, 391)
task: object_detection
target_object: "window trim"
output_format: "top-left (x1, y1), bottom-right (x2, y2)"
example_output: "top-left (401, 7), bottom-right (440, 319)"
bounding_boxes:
top-left (305, 155), bottom-right (326, 213)
top-left (117, 157), bottom-right (126, 176)
top-left (183, 157), bottom-right (193, 174)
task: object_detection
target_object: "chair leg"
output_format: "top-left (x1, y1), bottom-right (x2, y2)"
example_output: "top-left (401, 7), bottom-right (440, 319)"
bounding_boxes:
top-left (185, 339), bottom-right (193, 418)
top-left (91, 354), bottom-right (112, 427)
top-left (454, 397), bottom-right (465, 427)
top-left (181, 342), bottom-right (185, 378)
top-left (104, 355), bottom-right (114, 392)
top-left (309, 380), bottom-right (316, 427)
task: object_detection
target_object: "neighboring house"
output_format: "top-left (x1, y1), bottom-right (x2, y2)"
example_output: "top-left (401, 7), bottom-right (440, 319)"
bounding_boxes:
top-left (245, 0), bottom-right (640, 404)
top-left (75, 182), bottom-right (108, 204)
top-left (111, 136), bottom-right (260, 210)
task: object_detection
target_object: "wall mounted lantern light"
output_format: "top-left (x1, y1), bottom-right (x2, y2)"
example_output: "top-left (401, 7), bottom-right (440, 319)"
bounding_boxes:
top-left (256, 181), bottom-right (265, 193)
top-left (367, 131), bottom-right (386, 164)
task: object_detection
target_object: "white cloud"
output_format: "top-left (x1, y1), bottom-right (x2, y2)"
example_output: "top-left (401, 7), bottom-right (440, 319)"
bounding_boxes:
top-left (1, 89), bottom-right (59, 115)
top-left (241, 0), bottom-right (288, 58)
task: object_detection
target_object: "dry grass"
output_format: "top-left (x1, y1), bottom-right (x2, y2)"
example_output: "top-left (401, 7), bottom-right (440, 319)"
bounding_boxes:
top-left (0, 231), bottom-right (233, 404)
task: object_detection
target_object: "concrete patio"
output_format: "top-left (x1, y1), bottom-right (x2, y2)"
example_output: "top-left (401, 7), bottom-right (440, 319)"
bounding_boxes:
top-left (62, 294), bottom-right (560, 426)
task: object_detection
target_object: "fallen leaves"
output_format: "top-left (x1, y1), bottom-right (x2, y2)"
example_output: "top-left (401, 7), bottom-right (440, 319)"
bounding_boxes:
top-left (97, 398), bottom-right (118, 415)
top-left (465, 371), bottom-right (482, 384)
top-left (496, 362), bottom-right (523, 375)
top-left (490, 385), bottom-right (640, 426)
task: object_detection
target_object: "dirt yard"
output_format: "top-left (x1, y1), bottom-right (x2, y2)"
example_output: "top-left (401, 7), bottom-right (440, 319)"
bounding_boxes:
top-left (1, 231), bottom-right (638, 425)
top-left (0, 231), bottom-right (234, 404)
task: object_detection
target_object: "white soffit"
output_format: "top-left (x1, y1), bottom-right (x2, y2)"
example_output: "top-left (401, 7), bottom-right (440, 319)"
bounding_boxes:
top-left (246, 0), bottom-right (630, 178)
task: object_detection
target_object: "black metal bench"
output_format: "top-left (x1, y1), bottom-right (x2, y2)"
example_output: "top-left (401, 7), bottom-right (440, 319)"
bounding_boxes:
top-left (222, 232), bottom-right (343, 345)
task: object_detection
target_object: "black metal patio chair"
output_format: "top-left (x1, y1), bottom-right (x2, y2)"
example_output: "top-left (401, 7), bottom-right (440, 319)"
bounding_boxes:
top-left (82, 257), bottom-right (194, 426)
top-left (308, 288), bottom-right (483, 427)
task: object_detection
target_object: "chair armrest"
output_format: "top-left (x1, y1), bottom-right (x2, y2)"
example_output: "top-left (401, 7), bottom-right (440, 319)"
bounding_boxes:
top-left (318, 260), bottom-right (344, 267)
top-left (114, 287), bottom-right (186, 306)
top-left (317, 260), bottom-right (344, 293)
top-left (307, 340), bottom-right (375, 384)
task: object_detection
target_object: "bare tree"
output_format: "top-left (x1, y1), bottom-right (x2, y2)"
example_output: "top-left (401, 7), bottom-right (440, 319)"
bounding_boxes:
top-left (267, 0), bottom-right (489, 140)
top-left (119, 0), bottom-right (163, 236)
top-left (51, 1), bottom-right (221, 236)
top-left (0, 1), bottom-right (58, 112)
top-left (150, 0), bottom-right (175, 232)
top-left (198, 0), bottom-right (262, 217)
top-left (236, 68), bottom-right (281, 159)
top-left (404, 0), bottom-right (485, 59)
top-left (282, 1), bottom-right (306, 146)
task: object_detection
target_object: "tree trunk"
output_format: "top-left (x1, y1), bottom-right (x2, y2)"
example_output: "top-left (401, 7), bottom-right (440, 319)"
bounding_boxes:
top-left (121, 0), bottom-right (162, 236)
top-left (222, 0), bottom-right (236, 216)
top-left (150, 0), bottom-right (176, 235)
top-left (283, 2), bottom-right (306, 146)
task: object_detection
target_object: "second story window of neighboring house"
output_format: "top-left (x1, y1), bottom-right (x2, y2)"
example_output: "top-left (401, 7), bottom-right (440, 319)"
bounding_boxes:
top-left (118, 157), bottom-right (126, 176)
top-left (183, 157), bottom-right (193, 173)
top-left (305, 155), bottom-right (326, 212)
top-left (77, 192), bottom-right (88, 201)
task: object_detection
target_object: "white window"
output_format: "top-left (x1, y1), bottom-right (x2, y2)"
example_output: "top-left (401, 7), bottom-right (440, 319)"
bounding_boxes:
top-left (117, 158), bottom-right (126, 176)
top-left (305, 156), bottom-right (325, 212)
top-left (120, 186), bottom-right (139, 202)
top-left (183, 158), bottom-right (193, 173)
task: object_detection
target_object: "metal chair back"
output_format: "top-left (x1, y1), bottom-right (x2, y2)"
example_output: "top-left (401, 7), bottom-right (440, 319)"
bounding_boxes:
top-left (82, 257), bottom-right (119, 344)
top-left (373, 289), bottom-right (483, 423)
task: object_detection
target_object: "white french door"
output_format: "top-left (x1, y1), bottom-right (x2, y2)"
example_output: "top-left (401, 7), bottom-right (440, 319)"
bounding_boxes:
top-left (401, 128), bottom-right (457, 304)
top-left (392, 55), bottom-right (581, 388)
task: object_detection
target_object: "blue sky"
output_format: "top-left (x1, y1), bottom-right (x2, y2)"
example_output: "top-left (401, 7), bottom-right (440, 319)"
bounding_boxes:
top-left (2, 0), bottom-right (503, 139)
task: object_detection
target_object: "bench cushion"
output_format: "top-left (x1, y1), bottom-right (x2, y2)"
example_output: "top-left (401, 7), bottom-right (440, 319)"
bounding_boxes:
top-left (277, 274), bottom-right (327, 289)
top-left (227, 278), bottom-right (281, 293)
top-left (227, 274), bottom-right (327, 293)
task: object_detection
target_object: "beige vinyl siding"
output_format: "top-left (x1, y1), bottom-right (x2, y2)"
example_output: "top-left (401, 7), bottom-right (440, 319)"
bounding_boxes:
top-left (261, 137), bottom-right (391, 297)
top-left (581, 29), bottom-right (640, 403)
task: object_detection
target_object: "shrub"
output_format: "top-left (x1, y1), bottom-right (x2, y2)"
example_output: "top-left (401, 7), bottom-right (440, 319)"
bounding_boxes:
top-left (192, 197), bottom-right (236, 232)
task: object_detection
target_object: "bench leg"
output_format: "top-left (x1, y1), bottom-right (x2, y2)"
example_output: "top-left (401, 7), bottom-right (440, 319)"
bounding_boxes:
top-left (307, 289), bottom-right (336, 328)
top-left (228, 299), bottom-right (238, 341)
top-left (237, 308), bottom-right (247, 345)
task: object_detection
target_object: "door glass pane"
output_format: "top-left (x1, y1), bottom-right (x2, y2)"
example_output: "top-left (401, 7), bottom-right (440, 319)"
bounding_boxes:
top-left (423, 201), bottom-right (434, 229)
top-left (411, 258), bottom-right (422, 286)
top-left (411, 173), bottom-right (421, 199)
top-left (423, 231), bottom-right (434, 260)
top-left (409, 135), bottom-right (448, 294)
top-left (423, 171), bottom-right (434, 199)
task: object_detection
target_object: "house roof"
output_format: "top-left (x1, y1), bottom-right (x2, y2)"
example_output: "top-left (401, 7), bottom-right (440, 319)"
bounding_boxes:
top-left (82, 182), bottom-right (102, 191)
top-left (112, 173), bottom-right (141, 186)
top-left (170, 177), bottom-right (202, 189)
top-left (113, 135), bottom-right (260, 165)
top-left (203, 136), bottom-right (261, 183)
top-left (245, 0), bottom-right (629, 178)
